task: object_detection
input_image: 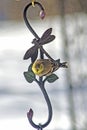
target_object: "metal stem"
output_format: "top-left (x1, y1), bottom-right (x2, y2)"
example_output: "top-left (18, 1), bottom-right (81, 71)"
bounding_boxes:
top-left (38, 82), bottom-right (52, 128)
top-left (27, 80), bottom-right (52, 129)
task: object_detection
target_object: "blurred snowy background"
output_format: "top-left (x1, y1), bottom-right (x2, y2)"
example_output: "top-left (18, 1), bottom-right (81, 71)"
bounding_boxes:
top-left (0, 0), bottom-right (87, 130)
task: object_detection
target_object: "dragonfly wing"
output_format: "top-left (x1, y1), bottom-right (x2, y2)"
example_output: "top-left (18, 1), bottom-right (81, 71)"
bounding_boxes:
top-left (31, 49), bottom-right (38, 63)
top-left (41, 28), bottom-right (52, 40)
top-left (23, 45), bottom-right (38, 60)
top-left (40, 35), bottom-right (55, 45)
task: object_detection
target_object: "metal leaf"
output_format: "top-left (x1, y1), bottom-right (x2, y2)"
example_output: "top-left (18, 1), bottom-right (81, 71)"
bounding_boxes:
top-left (28, 64), bottom-right (33, 72)
top-left (23, 71), bottom-right (35, 83)
top-left (46, 74), bottom-right (59, 83)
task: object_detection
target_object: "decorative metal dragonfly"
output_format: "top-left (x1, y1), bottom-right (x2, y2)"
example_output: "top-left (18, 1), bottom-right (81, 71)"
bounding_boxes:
top-left (23, 28), bottom-right (55, 62)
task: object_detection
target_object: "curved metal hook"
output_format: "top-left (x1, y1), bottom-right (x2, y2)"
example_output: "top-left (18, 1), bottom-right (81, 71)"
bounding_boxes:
top-left (23, 2), bottom-right (45, 40)
top-left (27, 81), bottom-right (52, 129)
top-left (23, 2), bottom-right (53, 129)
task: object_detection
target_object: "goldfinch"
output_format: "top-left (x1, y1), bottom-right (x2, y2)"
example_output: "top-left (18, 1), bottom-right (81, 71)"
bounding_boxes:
top-left (32, 59), bottom-right (68, 77)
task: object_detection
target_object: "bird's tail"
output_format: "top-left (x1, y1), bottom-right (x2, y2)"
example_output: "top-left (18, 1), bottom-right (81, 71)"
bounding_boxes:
top-left (60, 62), bottom-right (68, 68)
top-left (56, 59), bottom-right (68, 68)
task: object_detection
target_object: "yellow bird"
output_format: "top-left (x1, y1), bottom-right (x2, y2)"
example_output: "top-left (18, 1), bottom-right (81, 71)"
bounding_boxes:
top-left (32, 59), bottom-right (68, 77)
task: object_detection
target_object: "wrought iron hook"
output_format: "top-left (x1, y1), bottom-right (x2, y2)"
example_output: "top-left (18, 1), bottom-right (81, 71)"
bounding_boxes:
top-left (27, 81), bottom-right (52, 129)
top-left (23, 2), bottom-right (53, 130)
top-left (23, 2), bottom-right (45, 40)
